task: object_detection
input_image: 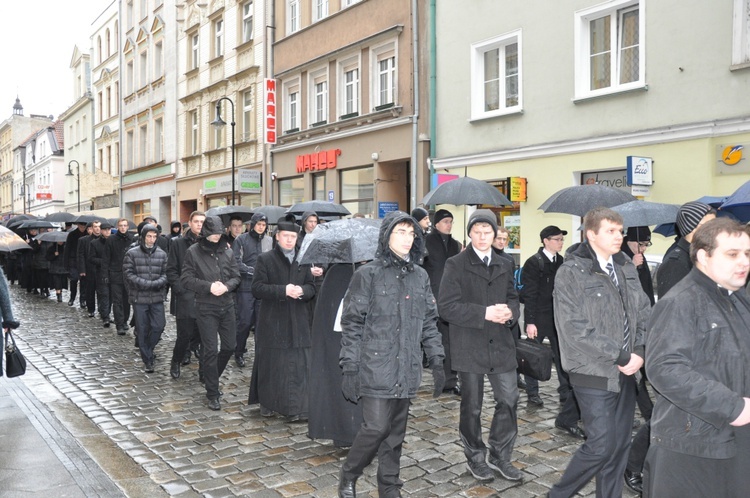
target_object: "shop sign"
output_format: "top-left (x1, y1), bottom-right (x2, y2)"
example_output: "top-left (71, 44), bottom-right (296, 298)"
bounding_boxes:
top-left (716, 144), bottom-right (749, 175)
top-left (431, 173), bottom-right (459, 188)
top-left (295, 148), bottom-right (341, 173)
top-left (264, 79), bottom-right (277, 145)
top-left (378, 201), bottom-right (399, 219)
top-left (203, 170), bottom-right (261, 195)
top-left (626, 156), bottom-right (653, 186)
top-left (36, 185), bottom-right (52, 200)
top-left (509, 177), bottom-right (527, 202)
top-left (581, 169), bottom-right (629, 194)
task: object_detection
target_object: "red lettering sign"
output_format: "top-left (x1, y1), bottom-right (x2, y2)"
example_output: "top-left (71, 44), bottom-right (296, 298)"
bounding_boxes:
top-left (295, 149), bottom-right (341, 173)
top-left (264, 78), bottom-right (277, 145)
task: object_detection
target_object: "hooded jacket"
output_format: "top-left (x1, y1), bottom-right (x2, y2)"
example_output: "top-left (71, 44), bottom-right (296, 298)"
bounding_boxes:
top-left (553, 241), bottom-right (651, 393)
top-left (122, 225), bottom-right (168, 304)
top-left (340, 210), bottom-right (444, 399)
top-left (180, 227), bottom-right (241, 308)
top-left (168, 220), bottom-right (182, 239)
top-left (232, 214), bottom-right (267, 292)
top-left (166, 229), bottom-right (199, 318)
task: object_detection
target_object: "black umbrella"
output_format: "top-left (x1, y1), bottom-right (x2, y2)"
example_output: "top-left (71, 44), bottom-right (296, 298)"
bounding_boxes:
top-left (0, 226), bottom-right (32, 252)
top-left (73, 214), bottom-right (109, 225)
top-left (286, 201), bottom-right (351, 218)
top-left (252, 205), bottom-right (287, 223)
top-left (18, 220), bottom-right (56, 229)
top-left (611, 201), bottom-right (680, 229)
top-left (719, 180), bottom-right (750, 222)
top-left (298, 218), bottom-right (382, 265)
top-left (5, 214), bottom-right (38, 229)
top-left (205, 205), bottom-right (255, 224)
top-left (44, 212), bottom-right (77, 223)
top-left (539, 185), bottom-right (637, 217)
top-left (654, 196), bottom-right (727, 236)
top-left (421, 176), bottom-right (512, 207)
top-left (34, 230), bottom-right (72, 243)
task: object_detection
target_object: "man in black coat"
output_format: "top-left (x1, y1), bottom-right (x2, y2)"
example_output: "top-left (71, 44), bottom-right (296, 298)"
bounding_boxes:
top-left (181, 216), bottom-right (240, 411)
top-left (422, 208), bottom-right (462, 395)
top-left (166, 211), bottom-right (204, 380)
top-left (103, 219), bottom-right (135, 334)
top-left (77, 222), bottom-right (101, 317)
top-left (64, 222), bottom-right (87, 307)
top-left (123, 224), bottom-right (168, 373)
top-left (438, 209), bottom-right (523, 483)
top-left (90, 223), bottom-right (112, 327)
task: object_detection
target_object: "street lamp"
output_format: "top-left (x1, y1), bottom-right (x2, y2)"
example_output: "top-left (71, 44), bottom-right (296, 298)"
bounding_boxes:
top-left (66, 159), bottom-right (80, 212)
top-left (211, 97), bottom-right (236, 205)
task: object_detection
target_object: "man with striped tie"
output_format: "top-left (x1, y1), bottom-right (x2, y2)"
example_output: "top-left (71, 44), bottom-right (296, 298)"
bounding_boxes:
top-left (548, 207), bottom-right (651, 498)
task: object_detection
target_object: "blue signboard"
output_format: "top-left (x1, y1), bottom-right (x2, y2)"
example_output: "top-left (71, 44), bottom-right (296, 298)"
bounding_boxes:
top-left (328, 190), bottom-right (335, 202)
top-left (378, 201), bottom-right (399, 218)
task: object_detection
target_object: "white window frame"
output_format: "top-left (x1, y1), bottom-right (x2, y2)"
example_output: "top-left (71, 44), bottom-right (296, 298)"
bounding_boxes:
top-left (242, 1), bottom-right (254, 43)
top-left (153, 117), bottom-right (163, 162)
top-left (284, 78), bottom-right (300, 132)
top-left (370, 41), bottom-right (397, 110)
top-left (308, 67), bottom-right (328, 126)
top-left (732, 0), bottom-right (750, 66)
top-left (312, 0), bottom-right (328, 23)
top-left (139, 49), bottom-right (148, 88)
top-left (242, 87), bottom-right (254, 140)
top-left (574, 0), bottom-right (645, 100)
top-left (139, 124), bottom-right (149, 166)
top-left (153, 40), bottom-right (163, 79)
top-left (190, 109), bottom-right (199, 156)
top-left (287, 0), bottom-right (300, 34)
top-left (343, 0), bottom-right (362, 7)
top-left (213, 18), bottom-right (224, 58)
top-left (470, 29), bottom-right (522, 120)
top-left (190, 32), bottom-right (200, 70)
top-left (338, 55), bottom-right (360, 119)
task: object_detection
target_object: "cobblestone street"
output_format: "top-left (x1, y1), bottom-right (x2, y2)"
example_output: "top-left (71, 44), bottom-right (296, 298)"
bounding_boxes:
top-left (8, 286), bottom-right (640, 497)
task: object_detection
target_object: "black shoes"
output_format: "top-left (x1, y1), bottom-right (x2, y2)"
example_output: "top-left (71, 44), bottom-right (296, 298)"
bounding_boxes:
top-left (624, 469), bottom-right (643, 494)
top-left (235, 355), bottom-right (245, 368)
top-left (487, 456), bottom-right (524, 481)
top-left (442, 386), bottom-right (461, 396)
top-left (145, 362), bottom-right (155, 373)
top-left (170, 361), bottom-right (181, 379)
top-left (88, 312), bottom-right (95, 318)
top-left (517, 375), bottom-right (527, 389)
top-left (102, 318), bottom-right (110, 328)
top-left (528, 394), bottom-right (544, 406)
top-left (208, 398), bottom-right (221, 411)
top-left (68, 299), bottom-right (75, 306)
top-left (116, 328), bottom-right (126, 336)
top-left (181, 350), bottom-right (192, 366)
top-left (338, 469), bottom-right (357, 498)
top-left (554, 421), bottom-right (586, 440)
top-left (467, 461), bottom-right (495, 482)
top-left (57, 294), bottom-right (63, 303)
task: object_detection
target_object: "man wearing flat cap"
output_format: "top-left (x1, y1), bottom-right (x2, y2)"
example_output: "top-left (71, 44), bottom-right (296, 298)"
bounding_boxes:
top-left (439, 209), bottom-right (524, 483)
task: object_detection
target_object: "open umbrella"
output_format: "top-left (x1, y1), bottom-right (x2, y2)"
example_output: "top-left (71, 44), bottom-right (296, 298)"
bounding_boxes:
top-left (252, 205), bottom-right (288, 223)
top-left (205, 205), bottom-right (255, 224)
top-left (611, 201), bottom-right (680, 229)
top-left (18, 220), bottom-right (56, 229)
top-left (654, 196), bottom-right (728, 237)
top-left (539, 185), bottom-right (636, 217)
top-left (44, 212), bottom-right (77, 223)
top-left (0, 226), bottom-right (32, 252)
top-left (34, 230), bottom-right (72, 243)
top-left (73, 214), bottom-right (109, 225)
top-left (719, 180), bottom-right (750, 222)
top-left (5, 214), bottom-right (38, 229)
top-left (298, 218), bottom-right (382, 265)
top-left (286, 201), bottom-right (351, 218)
top-left (421, 176), bottom-right (512, 207)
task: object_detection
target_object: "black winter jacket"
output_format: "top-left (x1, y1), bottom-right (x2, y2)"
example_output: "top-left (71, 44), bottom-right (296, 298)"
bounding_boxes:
top-left (102, 231), bottom-right (135, 284)
top-left (63, 227), bottom-right (87, 270)
top-left (520, 248), bottom-right (563, 325)
top-left (46, 243), bottom-right (67, 275)
top-left (166, 230), bottom-right (199, 318)
top-left (90, 236), bottom-right (108, 282)
top-left (122, 241), bottom-right (168, 304)
top-left (77, 235), bottom-right (99, 274)
top-left (181, 237), bottom-right (240, 308)
top-left (340, 211), bottom-right (444, 398)
top-left (232, 230), bottom-right (265, 292)
top-left (422, 229), bottom-right (461, 302)
top-left (647, 268), bottom-right (750, 459)
top-left (657, 237), bottom-right (691, 299)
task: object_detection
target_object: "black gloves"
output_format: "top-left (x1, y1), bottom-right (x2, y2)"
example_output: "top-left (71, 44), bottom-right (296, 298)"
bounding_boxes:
top-left (431, 365), bottom-right (445, 398)
top-left (342, 371), bottom-right (360, 403)
top-left (2, 320), bottom-right (20, 330)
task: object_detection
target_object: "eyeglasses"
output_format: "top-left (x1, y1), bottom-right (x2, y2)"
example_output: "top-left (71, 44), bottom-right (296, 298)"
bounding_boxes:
top-left (393, 230), bottom-right (416, 239)
top-left (547, 236), bottom-right (565, 242)
top-left (638, 241), bottom-right (653, 248)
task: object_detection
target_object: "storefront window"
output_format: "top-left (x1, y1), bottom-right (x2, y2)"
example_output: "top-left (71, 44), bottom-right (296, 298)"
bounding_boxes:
top-left (488, 179), bottom-right (521, 265)
top-left (341, 167), bottom-right (374, 217)
top-left (279, 176), bottom-right (305, 206)
top-left (206, 193), bottom-right (262, 209)
top-left (238, 193), bottom-right (262, 208)
top-left (132, 200), bottom-right (151, 225)
top-left (313, 173), bottom-right (326, 200)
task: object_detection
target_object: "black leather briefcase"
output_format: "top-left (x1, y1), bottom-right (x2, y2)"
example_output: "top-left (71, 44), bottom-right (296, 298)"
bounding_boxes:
top-left (515, 339), bottom-right (553, 382)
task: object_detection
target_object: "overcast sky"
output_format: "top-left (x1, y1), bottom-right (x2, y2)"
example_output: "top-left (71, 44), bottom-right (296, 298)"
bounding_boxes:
top-left (0, 0), bottom-right (114, 120)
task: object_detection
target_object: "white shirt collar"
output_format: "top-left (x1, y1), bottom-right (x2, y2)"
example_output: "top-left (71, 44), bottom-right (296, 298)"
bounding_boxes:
top-left (542, 248), bottom-right (557, 262)
top-left (472, 245), bottom-right (492, 263)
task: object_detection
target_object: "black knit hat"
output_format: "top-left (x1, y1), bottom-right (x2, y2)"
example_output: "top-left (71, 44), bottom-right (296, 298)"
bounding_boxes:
top-left (676, 201), bottom-right (712, 237)
top-left (467, 209), bottom-right (498, 235)
top-left (433, 209), bottom-right (453, 226)
top-left (411, 207), bottom-right (429, 222)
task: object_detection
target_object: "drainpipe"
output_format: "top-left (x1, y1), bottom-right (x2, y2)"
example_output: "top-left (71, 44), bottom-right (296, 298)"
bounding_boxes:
top-left (410, 0), bottom-right (419, 211)
top-left (428, 0), bottom-right (437, 185)
top-left (117, 0), bottom-right (124, 217)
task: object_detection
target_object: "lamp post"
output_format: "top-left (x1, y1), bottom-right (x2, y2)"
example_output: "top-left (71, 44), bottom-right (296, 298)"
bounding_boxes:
top-left (66, 159), bottom-right (80, 212)
top-left (211, 97), bottom-right (236, 205)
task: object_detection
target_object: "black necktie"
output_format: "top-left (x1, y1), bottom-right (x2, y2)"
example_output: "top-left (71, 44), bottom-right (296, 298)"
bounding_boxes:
top-left (606, 262), bottom-right (630, 351)
top-left (482, 255), bottom-right (489, 266)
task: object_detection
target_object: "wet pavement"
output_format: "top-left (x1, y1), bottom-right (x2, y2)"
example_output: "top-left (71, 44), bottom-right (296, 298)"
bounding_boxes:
top-left (4, 287), bottom-right (641, 497)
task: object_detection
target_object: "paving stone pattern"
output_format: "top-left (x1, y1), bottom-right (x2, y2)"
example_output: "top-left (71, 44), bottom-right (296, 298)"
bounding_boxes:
top-left (13, 288), bottom-right (640, 497)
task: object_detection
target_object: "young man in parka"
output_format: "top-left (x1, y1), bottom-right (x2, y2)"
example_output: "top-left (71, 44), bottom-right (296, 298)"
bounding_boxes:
top-left (338, 210), bottom-right (445, 498)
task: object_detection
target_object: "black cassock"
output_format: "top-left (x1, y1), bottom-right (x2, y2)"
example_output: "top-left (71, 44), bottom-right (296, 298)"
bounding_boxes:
top-left (307, 264), bottom-right (363, 446)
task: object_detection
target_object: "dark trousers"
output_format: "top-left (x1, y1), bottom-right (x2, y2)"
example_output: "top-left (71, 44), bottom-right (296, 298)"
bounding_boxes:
top-left (172, 317), bottom-right (198, 364)
top-left (437, 319), bottom-right (458, 389)
top-left (133, 302), bottom-right (166, 365)
top-left (96, 279), bottom-right (110, 319)
top-left (549, 374), bottom-right (636, 498)
top-left (627, 420), bottom-right (650, 473)
top-left (110, 281), bottom-right (130, 330)
top-left (196, 303), bottom-right (236, 400)
top-left (342, 397), bottom-right (410, 498)
top-left (234, 291), bottom-right (259, 358)
top-left (83, 272), bottom-right (96, 312)
top-left (68, 267), bottom-right (80, 303)
top-left (458, 370), bottom-right (518, 464)
top-left (643, 445), bottom-right (735, 498)
top-left (636, 368), bottom-right (653, 420)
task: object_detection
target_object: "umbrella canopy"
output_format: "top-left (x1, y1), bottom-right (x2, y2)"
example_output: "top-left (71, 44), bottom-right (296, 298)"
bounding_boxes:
top-left (205, 205), bottom-right (255, 224)
top-left (18, 220), bottom-right (56, 229)
top-left (44, 212), bottom-right (77, 223)
top-left (5, 214), bottom-right (38, 229)
top-left (611, 201), bottom-right (680, 229)
top-left (654, 195), bottom-right (728, 237)
top-left (251, 205), bottom-right (288, 223)
top-left (538, 185), bottom-right (637, 217)
top-left (73, 214), bottom-right (109, 225)
top-left (719, 180), bottom-right (750, 222)
top-left (286, 201), bottom-right (351, 218)
top-left (0, 226), bottom-right (32, 252)
top-left (34, 230), bottom-right (72, 243)
top-left (421, 176), bottom-right (512, 207)
top-left (297, 218), bottom-right (382, 265)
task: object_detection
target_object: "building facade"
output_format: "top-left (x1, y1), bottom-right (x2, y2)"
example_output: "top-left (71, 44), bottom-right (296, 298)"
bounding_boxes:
top-left (120, 0), bottom-right (178, 225)
top-left (13, 122), bottom-right (66, 216)
top-left (433, 0), bottom-right (750, 259)
top-left (270, 0), bottom-right (431, 218)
